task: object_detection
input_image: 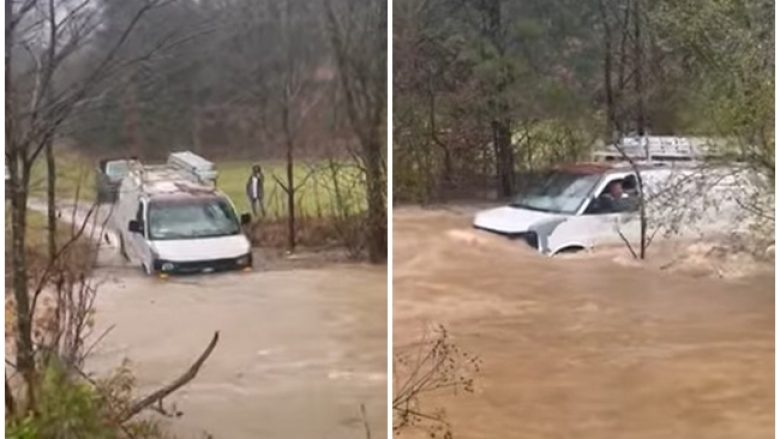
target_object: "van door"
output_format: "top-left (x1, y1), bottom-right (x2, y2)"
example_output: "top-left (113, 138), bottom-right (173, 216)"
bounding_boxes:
top-left (113, 179), bottom-right (134, 257)
top-left (557, 173), bottom-right (641, 252)
top-left (128, 201), bottom-right (150, 266)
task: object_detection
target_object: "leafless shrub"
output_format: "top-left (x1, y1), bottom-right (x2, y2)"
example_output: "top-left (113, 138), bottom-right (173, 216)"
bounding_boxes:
top-left (393, 325), bottom-right (481, 438)
top-left (6, 203), bottom-right (218, 432)
top-left (321, 158), bottom-right (368, 258)
top-left (250, 159), bottom-right (369, 259)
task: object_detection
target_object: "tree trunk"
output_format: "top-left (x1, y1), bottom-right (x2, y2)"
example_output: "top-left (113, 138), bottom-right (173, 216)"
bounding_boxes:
top-left (9, 152), bottom-right (37, 408)
top-left (600, 0), bottom-right (616, 139)
top-left (7, 5), bottom-right (37, 405)
top-left (46, 139), bottom-right (57, 262)
top-left (484, 0), bottom-right (514, 198)
top-left (634, 0), bottom-right (645, 135)
top-left (5, 374), bottom-right (15, 417)
top-left (617, 1), bottom-right (631, 125)
top-left (428, 77), bottom-right (451, 183)
top-left (364, 136), bottom-right (387, 263)
top-left (286, 144), bottom-right (296, 251)
top-left (493, 117), bottom-right (514, 198)
top-left (604, 31), bottom-right (616, 138)
top-left (634, 0), bottom-right (646, 258)
top-left (282, 102), bottom-right (296, 252)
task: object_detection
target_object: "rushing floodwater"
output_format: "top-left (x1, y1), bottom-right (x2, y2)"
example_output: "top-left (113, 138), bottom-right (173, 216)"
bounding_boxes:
top-left (87, 264), bottom-right (387, 439)
top-left (394, 206), bottom-right (774, 439)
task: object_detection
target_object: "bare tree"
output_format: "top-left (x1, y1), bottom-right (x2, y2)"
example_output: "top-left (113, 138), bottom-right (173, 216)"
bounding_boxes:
top-left (5, 187), bottom-right (220, 428)
top-left (5, 0), bottom-right (178, 408)
top-left (598, 0), bottom-right (651, 259)
top-left (394, 326), bottom-right (481, 438)
top-left (273, 0), bottom-right (323, 251)
top-left (324, 0), bottom-right (387, 263)
top-left (225, 0), bottom-right (325, 251)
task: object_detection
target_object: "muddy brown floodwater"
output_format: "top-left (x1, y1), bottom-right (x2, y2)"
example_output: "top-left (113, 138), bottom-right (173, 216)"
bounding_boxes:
top-left (394, 206), bottom-right (774, 439)
top-left (87, 263), bottom-right (386, 439)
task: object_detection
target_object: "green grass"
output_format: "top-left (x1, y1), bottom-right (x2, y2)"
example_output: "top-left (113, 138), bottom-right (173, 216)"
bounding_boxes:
top-left (5, 204), bottom-right (76, 254)
top-left (29, 152), bottom-right (96, 203)
top-left (216, 160), bottom-right (366, 219)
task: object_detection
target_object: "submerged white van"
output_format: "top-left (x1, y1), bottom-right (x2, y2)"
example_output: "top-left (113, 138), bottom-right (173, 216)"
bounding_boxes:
top-left (473, 161), bottom-right (751, 256)
top-left (114, 152), bottom-right (252, 275)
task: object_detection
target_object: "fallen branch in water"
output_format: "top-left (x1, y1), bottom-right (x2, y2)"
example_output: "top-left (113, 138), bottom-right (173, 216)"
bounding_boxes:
top-left (120, 331), bottom-right (220, 422)
top-left (361, 403), bottom-right (371, 439)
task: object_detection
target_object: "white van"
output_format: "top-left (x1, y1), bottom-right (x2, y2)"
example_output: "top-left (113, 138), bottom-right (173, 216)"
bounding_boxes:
top-left (114, 153), bottom-right (253, 275)
top-left (473, 161), bottom-right (751, 256)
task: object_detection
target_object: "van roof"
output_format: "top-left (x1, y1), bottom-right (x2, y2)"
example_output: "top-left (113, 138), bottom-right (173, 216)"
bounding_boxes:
top-left (556, 163), bottom-right (613, 175)
top-left (126, 165), bottom-right (222, 200)
top-left (555, 161), bottom-right (690, 176)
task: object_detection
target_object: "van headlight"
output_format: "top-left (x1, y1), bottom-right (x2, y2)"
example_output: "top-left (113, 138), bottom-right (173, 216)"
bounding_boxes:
top-left (508, 232), bottom-right (539, 250)
top-left (523, 232), bottom-right (539, 250)
top-left (153, 259), bottom-right (175, 272)
top-left (235, 254), bottom-right (252, 267)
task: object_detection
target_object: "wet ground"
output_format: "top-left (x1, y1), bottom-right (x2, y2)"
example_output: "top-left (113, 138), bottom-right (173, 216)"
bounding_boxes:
top-left (86, 255), bottom-right (386, 438)
top-left (394, 206), bottom-right (774, 439)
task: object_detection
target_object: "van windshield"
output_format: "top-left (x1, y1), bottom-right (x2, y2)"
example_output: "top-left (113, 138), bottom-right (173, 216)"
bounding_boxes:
top-left (148, 198), bottom-right (240, 240)
top-left (510, 171), bottom-right (601, 214)
top-left (105, 161), bottom-right (130, 181)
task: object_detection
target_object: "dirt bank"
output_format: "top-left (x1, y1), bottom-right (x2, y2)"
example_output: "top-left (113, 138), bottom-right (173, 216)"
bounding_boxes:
top-left (394, 206), bottom-right (774, 439)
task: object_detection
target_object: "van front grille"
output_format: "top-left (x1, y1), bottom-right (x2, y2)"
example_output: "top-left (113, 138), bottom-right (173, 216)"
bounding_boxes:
top-left (153, 256), bottom-right (250, 274)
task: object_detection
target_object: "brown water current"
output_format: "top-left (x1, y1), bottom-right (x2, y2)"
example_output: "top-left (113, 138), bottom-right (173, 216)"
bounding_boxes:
top-left (394, 206), bottom-right (774, 439)
top-left (87, 264), bottom-right (387, 439)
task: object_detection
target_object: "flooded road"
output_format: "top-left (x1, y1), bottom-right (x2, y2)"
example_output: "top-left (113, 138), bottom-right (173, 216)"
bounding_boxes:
top-left (87, 264), bottom-right (386, 439)
top-left (394, 206), bottom-right (774, 439)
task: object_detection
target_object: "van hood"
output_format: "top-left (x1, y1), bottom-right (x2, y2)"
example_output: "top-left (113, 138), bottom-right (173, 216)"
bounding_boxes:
top-left (473, 205), bottom-right (564, 234)
top-left (150, 234), bottom-right (251, 262)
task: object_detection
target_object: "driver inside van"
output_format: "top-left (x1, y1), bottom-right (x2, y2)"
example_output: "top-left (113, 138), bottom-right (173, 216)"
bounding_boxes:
top-left (593, 179), bottom-right (629, 213)
top-left (608, 180), bottom-right (628, 201)
top-left (606, 179), bottom-right (640, 213)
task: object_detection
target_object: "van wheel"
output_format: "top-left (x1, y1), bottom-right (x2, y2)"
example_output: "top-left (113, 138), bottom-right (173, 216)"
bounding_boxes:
top-left (553, 246), bottom-right (585, 256)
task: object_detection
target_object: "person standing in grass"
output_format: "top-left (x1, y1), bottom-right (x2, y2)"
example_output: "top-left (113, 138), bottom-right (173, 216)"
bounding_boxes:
top-left (246, 164), bottom-right (266, 217)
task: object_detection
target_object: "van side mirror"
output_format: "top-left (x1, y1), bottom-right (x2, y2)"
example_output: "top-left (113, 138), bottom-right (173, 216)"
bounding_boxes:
top-left (128, 220), bottom-right (144, 234)
top-left (240, 213), bottom-right (251, 225)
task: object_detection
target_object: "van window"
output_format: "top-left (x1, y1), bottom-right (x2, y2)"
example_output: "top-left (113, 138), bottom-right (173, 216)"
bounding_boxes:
top-left (147, 197), bottom-right (240, 240)
top-left (584, 176), bottom-right (640, 214)
top-left (105, 161), bottom-right (130, 180)
top-left (510, 171), bottom-right (601, 214)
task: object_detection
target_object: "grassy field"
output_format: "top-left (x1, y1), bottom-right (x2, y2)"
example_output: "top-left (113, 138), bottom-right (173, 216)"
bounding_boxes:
top-left (26, 151), bottom-right (367, 220)
top-left (5, 204), bottom-right (83, 253)
top-left (29, 152), bottom-right (97, 202)
top-left (216, 160), bottom-right (366, 219)
top-left (5, 203), bottom-right (95, 292)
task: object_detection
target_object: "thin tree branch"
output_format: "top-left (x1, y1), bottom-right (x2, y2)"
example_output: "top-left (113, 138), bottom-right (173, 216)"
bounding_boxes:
top-left (120, 331), bottom-right (220, 422)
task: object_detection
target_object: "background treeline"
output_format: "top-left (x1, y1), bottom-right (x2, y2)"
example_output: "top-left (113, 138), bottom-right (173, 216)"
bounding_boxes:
top-left (393, 0), bottom-right (774, 201)
top-left (8, 0), bottom-right (387, 264)
top-left (57, 0), bottom-right (364, 160)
